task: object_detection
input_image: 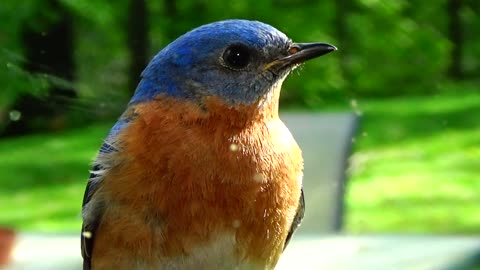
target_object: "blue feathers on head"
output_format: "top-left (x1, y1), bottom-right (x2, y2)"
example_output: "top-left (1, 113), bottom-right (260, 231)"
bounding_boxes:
top-left (130, 20), bottom-right (291, 105)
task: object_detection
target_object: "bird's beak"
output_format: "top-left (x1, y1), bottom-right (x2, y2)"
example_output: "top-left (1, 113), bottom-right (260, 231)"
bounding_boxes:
top-left (264, 42), bottom-right (337, 71)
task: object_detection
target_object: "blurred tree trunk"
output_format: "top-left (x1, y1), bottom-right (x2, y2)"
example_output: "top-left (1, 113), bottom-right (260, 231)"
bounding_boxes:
top-left (3, 0), bottom-right (75, 136)
top-left (164, 0), bottom-right (178, 41)
top-left (447, 0), bottom-right (463, 79)
top-left (335, 0), bottom-right (351, 91)
top-left (127, 0), bottom-right (149, 95)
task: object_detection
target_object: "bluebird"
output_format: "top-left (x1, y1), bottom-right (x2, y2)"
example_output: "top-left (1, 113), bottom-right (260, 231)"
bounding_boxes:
top-left (81, 19), bottom-right (336, 270)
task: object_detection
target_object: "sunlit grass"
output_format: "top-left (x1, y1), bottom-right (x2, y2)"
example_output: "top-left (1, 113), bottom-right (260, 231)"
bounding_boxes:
top-left (0, 92), bottom-right (479, 234)
top-left (0, 124), bottom-right (112, 231)
top-left (345, 92), bottom-right (480, 234)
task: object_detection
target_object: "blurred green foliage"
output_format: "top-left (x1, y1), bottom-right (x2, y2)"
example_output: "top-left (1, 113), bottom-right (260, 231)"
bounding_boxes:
top-left (1, 0), bottom-right (479, 119)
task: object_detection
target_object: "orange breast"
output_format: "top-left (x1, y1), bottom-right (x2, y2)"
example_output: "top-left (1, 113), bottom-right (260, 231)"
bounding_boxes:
top-left (92, 95), bottom-right (303, 268)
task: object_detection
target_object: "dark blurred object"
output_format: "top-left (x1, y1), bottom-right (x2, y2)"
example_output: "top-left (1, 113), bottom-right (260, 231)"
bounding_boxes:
top-left (2, 0), bottom-right (75, 137)
top-left (447, 0), bottom-right (463, 80)
top-left (127, 0), bottom-right (149, 95)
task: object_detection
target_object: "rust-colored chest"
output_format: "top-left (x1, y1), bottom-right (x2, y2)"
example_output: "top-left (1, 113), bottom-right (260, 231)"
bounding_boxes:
top-left (93, 98), bottom-right (303, 268)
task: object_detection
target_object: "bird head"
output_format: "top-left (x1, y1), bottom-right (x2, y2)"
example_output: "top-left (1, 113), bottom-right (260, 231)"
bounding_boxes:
top-left (130, 19), bottom-right (336, 108)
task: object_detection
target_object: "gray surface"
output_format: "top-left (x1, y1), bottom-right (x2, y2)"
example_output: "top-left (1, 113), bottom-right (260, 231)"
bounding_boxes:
top-left (8, 234), bottom-right (480, 270)
top-left (7, 233), bottom-right (81, 270)
top-left (277, 235), bottom-right (480, 270)
top-left (281, 113), bottom-right (358, 233)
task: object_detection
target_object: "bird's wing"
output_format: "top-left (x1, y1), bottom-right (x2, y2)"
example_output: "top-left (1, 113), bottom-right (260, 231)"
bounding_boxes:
top-left (283, 187), bottom-right (305, 250)
top-left (81, 117), bottom-right (132, 270)
top-left (81, 164), bottom-right (104, 270)
top-left (81, 140), bottom-right (119, 270)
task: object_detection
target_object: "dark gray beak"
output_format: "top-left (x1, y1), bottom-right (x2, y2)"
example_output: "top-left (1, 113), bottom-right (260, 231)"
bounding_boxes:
top-left (286, 43), bottom-right (337, 65)
top-left (265, 42), bottom-right (336, 71)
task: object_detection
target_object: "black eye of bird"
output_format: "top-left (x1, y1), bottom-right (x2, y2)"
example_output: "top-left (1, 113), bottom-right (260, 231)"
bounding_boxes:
top-left (222, 44), bottom-right (251, 70)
